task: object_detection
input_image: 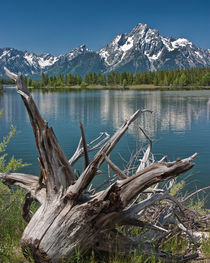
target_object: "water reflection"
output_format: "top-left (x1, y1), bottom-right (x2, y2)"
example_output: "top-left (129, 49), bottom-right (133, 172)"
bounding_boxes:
top-left (1, 89), bottom-right (210, 139)
top-left (0, 88), bottom-right (210, 207)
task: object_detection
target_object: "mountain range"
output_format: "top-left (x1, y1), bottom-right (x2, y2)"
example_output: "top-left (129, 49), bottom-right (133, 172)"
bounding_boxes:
top-left (0, 23), bottom-right (210, 78)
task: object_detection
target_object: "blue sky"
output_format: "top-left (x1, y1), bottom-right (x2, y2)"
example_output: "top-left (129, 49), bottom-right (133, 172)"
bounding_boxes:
top-left (1, 0), bottom-right (210, 55)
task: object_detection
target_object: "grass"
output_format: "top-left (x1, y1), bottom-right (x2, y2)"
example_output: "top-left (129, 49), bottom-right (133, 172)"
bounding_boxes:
top-left (202, 233), bottom-right (210, 259)
top-left (1, 185), bottom-right (209, 263)
top-left (0, 182), bottom-right (28, 263)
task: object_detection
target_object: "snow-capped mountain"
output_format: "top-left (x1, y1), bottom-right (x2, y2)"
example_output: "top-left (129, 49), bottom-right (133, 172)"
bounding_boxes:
top-left (0, 23), bottom-right (210, 78)
top-left (0, 45), bottom-right (105, 78)
top-left (99, 23), bottom-right (210, 72)
top-left (45, 45), bottom-right (106, 77)
top-left (0, 48), bottom-right (59, 78)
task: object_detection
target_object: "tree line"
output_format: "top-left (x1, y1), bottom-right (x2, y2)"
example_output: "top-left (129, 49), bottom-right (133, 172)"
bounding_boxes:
top-left (22, 67), bottom-right (210, 88)
top-left (0, 77), bottom-right (15, 89)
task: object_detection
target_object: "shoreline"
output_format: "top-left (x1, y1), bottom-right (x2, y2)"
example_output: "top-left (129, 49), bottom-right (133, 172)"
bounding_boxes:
top-left (3, 84), bottom-right (210, 91)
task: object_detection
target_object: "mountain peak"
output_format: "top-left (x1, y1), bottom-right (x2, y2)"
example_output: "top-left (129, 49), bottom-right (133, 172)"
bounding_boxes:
top-left (77, 44), bottom-right (87, 50)
top-left (134, 23), bottom-right (148, 30)
top-left (99, 23), bottom-right (210, 71)
top-left (130, 23), bottom-right (148, 35)
top-left (0, 23), bottom-right (209, 78)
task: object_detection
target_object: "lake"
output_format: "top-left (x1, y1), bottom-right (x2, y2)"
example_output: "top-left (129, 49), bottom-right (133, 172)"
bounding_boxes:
top-left (0, 87), bottom-right (210, 207)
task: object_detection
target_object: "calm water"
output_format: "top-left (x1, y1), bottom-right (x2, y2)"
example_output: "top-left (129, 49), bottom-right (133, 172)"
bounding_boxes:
top-left (1, 88), bottom-right (210, 207)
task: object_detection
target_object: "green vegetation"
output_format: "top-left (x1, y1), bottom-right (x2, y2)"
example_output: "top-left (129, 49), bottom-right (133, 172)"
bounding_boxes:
top-left (0, 116), bottom-right (30, 262)
top-left (0, 77), bottom-right (15, 91)
top-left (26, 67), bottom-right (210, 89)
top-left (0, 78), bottom-right (15, 86)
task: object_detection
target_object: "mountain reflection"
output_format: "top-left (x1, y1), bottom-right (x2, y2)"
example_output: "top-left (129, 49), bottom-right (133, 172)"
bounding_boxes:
top-left (1, 89), bottom-right (210, 141)
top-left (36, 90), bottom-right (210, 140)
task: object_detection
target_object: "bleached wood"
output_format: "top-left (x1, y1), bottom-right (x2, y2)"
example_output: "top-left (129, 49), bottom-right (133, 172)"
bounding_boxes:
top-left (0, 172), bottom-right (45, 203)
top-left (103, 153), bottom-right (127, 179)
top-left (137, 127), bottom-right (152, 172)
top-left (118, 154), bottom-right (197, 207)
top-left (68, 132), bottom-right (110, 166)
top-left (79, 122), bottom-right (89, 169)
top-left (182, 186), bottom-right (210, 202)
top-left (67, 109), bottom-right (152, 198)
top-left (2, 68), bottom-right (205, 263)
top-left (4, 67), bottom-right (17, 81)
top-left (4, 67), bottom-right (76, 200)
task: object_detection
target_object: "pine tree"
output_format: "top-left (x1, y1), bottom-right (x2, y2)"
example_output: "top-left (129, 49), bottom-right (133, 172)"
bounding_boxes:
top-left (127, 72), bottom-right (133, 85)
top-left (179, 73), bottom-right (188, 86)
top-left (84, 74), bottom-right (89, 84)
top-left (201, 73), bottom-right (210, 86)
top-left (123, 78), bottom-right (127, 87)
top-left (153, 76), bottom-right (159, 86)
top-left (77, 75), bottom-right (82, 85)
top-left (107, 74), bottom-right (114, 85)
top-left (114, 72), bottom-right (121, 85)
top-left (27, 77), bottom-right (32, 87)
top-left (93, 72), bottom-right (97, 84)
top-left (121, 71), bottom-right (128, 85)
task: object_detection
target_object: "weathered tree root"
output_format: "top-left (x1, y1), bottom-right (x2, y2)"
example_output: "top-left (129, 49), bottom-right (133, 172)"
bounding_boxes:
top-left (0, 67), bottom-right (209, 262)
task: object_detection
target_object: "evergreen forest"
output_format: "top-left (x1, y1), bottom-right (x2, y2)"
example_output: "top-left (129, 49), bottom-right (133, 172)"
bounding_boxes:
top-left (24, 67), bottom-right (210, 88)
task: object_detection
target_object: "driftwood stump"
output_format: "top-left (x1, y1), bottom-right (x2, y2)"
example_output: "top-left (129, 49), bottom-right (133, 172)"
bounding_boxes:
top-left (1, 67), bottom-right (209, 263)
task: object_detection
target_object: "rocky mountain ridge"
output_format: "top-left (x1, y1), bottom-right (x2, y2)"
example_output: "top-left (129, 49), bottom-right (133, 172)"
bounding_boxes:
top-left (0, 23), bottom-right (209, 78)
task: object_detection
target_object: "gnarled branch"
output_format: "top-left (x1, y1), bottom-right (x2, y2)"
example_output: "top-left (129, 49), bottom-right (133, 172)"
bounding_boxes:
top-left (4, 67), bottom-right (76, 200)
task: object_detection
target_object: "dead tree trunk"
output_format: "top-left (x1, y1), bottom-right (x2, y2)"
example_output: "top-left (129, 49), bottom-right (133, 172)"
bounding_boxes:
top-left (1, 67), bottom-right (208, 263)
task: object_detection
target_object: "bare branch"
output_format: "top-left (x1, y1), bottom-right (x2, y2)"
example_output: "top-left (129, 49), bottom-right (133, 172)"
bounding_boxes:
top-left (4, 68), bottom-right (76, 200)
top-left (79, 122), bottom-right (89, 170)
top-left (69, 132), bottom-right (110, 166)
top-left (22, 193), bottom-right (35, 222)
top-left (0, 172), bottom-right (46, 203)
top-left (0, 172), bottom-right (39, 189)
top-left (103, 153), bottom-right (127, 180)
top-left (124, 192), bottom-right (168, 216)
top-left (118, 153), bottom-right (198, 208)
top-left (137, 127), bottom-right (153, 172)
top-left (142, 188), bottom-right (164, 194)
top-left (67, 109), bottom-right (151, 198)
top-left (88, 132), bottom-right (110, 150)
top-left (182, 186), bottom-right (210, 202)
top-left (117, 215), bottom-right (169, 233)
top-left (4, 67), bottom-right (18, 81)
top-left (159, 156), bottom-right (168, 163)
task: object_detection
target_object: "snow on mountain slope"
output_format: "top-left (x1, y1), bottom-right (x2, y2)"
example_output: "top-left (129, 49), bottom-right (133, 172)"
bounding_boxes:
top-left (0, 48), bottom-right (59, 77)
top-left (99, 23), bottom-right (210, 72)
top-left (0, 23), bottom-right (210, 78)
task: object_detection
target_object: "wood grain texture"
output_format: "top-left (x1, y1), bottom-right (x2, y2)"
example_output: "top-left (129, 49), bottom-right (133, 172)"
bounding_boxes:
top-left (1, 67), bottom-right (207, 263)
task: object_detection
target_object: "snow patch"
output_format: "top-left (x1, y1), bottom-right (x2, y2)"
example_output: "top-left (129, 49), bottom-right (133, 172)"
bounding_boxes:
top-left (111, 34), bottom-right (122, 46)
top-left (0, 50), bottom-right (10, 59)
top-left (172, 38), bottom-right (192, 48)
top-left (66, 45), bottom-right (88, 61)
top-left (162, 37), bottom-right (174, 51)
top-left (24, 53), bottom-right (58, 68)
top-left (120, 36), bottom-right (134, 52)
top-left (100, 50), bottom-right (111, 65)
top-left (24, 53), bottom-right (34, 66)
top-left (195, 51), bottom-right (203, 58)
top-left (149, 50), bottom-right (162, 60)
top-left (38, 56), bottom-right (58, 68)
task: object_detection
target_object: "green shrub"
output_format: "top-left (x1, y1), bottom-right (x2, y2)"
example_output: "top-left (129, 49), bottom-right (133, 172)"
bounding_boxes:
top-left (81, 82), bottom-right (88, 88)
top-left (0, 115), bottom-right (31, 262)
